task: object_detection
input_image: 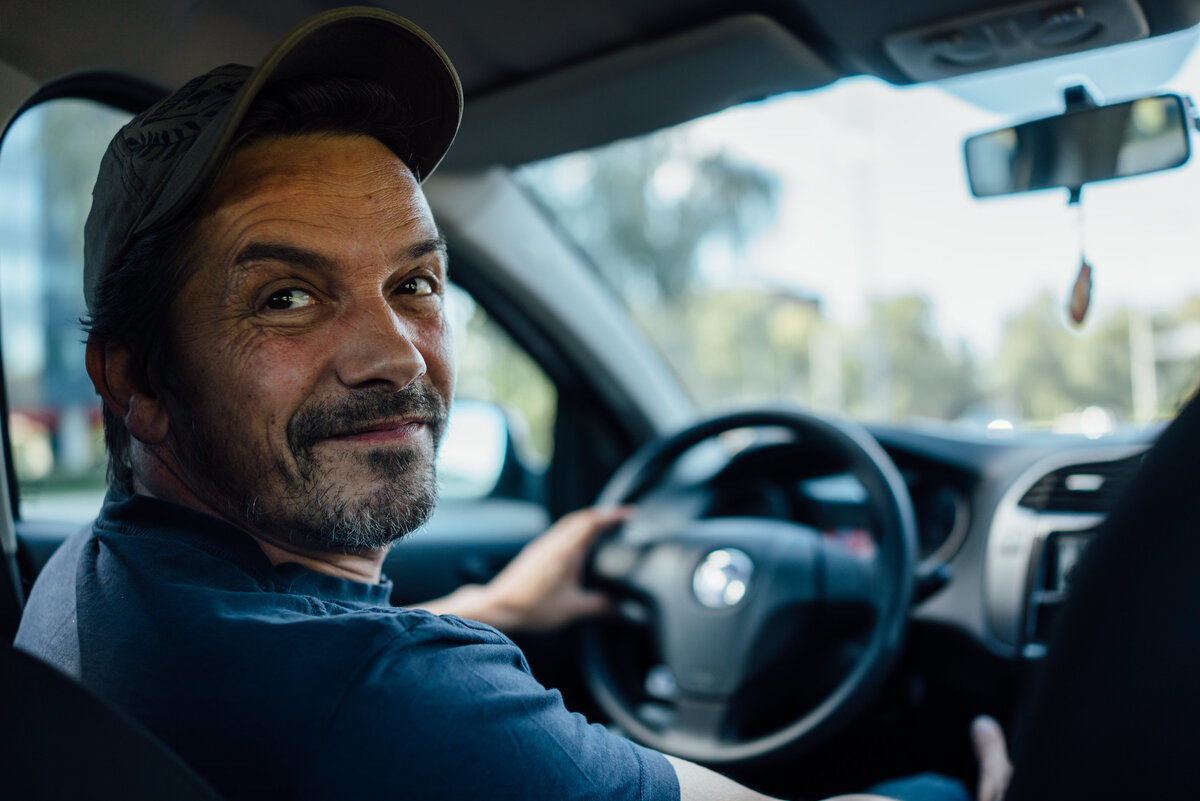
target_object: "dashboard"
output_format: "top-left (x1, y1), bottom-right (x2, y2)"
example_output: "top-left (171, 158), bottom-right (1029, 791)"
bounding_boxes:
top-left (880, 426), bottom-right (1154, 658)
top-left (663, 421), bottom-right (1159, 659)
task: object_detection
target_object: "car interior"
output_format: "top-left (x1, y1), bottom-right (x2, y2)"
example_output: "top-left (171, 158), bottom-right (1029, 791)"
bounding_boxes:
top-left (3, 0), bottom-right (1200, 798)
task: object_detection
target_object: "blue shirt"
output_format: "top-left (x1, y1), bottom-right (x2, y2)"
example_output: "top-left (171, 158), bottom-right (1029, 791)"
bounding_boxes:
top-left (16, 492), bottom-right (679, 801)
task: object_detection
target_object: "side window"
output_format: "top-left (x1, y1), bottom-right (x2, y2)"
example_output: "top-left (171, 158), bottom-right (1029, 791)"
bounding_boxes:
top-left (441, 285), bottom-right (556, 502)
top-left (0, 97), bottom-right (556, 521)
top-left (0, 99), bottom-right (129, 522)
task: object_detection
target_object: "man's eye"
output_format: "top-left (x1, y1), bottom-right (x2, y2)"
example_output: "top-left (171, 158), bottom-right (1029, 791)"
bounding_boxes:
top-left (264, 288), bottom-right (316, 311)
top-left (398, 276), bottom-right (436, 296)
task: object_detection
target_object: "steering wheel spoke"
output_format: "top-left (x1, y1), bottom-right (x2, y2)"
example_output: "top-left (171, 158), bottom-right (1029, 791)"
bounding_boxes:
top-left (655, 600), bottom-right (760, 697)
top-left (666, 694), bottom-right (733, 746)
top-left (818, 537), bottom-right (885, 611)
top-left (590, 538), bottom-right (646, 584)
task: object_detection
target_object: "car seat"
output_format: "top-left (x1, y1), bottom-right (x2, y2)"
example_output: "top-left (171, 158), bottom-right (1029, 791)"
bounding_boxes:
top-left (0, 642), bottom-right (224, 799)
top-left (1006, 391), bottom-right (1200, 798)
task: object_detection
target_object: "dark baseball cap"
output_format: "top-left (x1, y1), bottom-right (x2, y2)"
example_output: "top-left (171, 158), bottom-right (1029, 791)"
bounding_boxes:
top-left (83, 5), bottom-right (462, 311)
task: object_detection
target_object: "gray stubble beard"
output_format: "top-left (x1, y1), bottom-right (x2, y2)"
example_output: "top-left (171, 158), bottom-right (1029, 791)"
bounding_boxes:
top-left (262, 445), bottom-right (440, 553)
top-left (171, 384), bottom-right (447, 555)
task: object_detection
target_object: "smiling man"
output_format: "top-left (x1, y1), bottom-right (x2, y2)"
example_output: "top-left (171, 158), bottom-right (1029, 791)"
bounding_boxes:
top-left (14, 8), bottom-right (1007, 801)
top-left (150, 131), bottom-right (451, 572)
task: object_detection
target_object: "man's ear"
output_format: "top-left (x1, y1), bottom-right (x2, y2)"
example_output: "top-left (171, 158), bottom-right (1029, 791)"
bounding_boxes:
top-left (85, 336), bottom-right (170, 445)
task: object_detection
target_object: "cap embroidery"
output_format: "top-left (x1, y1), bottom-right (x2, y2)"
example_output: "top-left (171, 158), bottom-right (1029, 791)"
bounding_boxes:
top-left (123, 120), bottom-right (202, 163)
top-left (140, 70), bottom-right (246, 125)
top-left (122, 72), bottom-right (246, 164)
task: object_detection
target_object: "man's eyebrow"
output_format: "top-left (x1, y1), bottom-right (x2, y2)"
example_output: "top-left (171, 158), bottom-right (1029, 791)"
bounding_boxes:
top-left (233, 236), bottom-right (448, 272)
top-left (410, 235), bottom-right (449, 262)
top-left (234, 243), bottom-right (334, 272)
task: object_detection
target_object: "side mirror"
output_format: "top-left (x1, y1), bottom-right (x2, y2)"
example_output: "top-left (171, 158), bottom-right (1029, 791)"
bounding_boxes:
top-left (437, 399), bottom-right (544, 501)
top-left (964, 93), bottom-right (1193, 197)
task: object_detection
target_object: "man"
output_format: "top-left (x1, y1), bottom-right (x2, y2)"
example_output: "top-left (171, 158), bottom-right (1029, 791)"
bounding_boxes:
top-left (14, 8), bottom-right (1008, 800)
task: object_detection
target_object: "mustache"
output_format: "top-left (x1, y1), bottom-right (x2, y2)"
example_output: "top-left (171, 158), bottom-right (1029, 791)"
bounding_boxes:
top-left (287, 383), bottom-right (448, 457)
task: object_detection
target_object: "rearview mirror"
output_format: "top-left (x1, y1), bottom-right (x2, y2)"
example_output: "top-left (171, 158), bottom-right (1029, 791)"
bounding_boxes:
top-left (964, 94), bottom-right (1193, 197)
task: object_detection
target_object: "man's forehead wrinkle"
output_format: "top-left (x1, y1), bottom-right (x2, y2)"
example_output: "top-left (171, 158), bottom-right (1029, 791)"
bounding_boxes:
top-left (226, 132), bottom-right (415, 190)
top-left (210, 145), bottom-right (419, 220)
top-left (213, 184), bottom-right (438, 258)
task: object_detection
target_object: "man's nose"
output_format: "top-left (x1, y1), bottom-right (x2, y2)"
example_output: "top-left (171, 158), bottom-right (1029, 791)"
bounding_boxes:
top-left (333, 299), bottom-right (427, 390)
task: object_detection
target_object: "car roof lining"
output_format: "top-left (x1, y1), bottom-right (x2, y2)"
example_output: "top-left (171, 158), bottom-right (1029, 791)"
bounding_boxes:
top-left (9, 0), bottom-right (1200, 88)
top-left (442, 14), bottom-right (839, 171)
top-left (7, 0), bottom-right (1200, 169)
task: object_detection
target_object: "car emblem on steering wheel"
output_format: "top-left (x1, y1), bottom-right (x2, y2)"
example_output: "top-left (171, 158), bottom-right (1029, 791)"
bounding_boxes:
top-left (692, 548), bottom-right (754, 608)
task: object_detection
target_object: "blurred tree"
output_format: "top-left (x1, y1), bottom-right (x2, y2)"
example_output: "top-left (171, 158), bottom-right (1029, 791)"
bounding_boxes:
top-left (518, 130), bottom-right (788, 413)
top-left (852, 296), bottom-right (981, 422)
top-left (631, 289), bottom-right (820, 409)
top-left (450, 291), bottom-right (556, 465)
top-left (520, 134), bottom-right (778, 298)
top-left (1154, 295), bottom-right (1200, 416)
top-left (992, 293), bottom-right (1134, 424)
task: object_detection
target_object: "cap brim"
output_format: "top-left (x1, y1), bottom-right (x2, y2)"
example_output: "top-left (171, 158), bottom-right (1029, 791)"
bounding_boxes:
top-left (139, 6), bottom-right (462, 235)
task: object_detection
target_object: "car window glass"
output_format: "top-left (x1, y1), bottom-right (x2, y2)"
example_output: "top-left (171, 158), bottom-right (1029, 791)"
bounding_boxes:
top-left (0, 98), bottom-right (554, 522)
top-left (0, 99), bottom-right (125, 522)
top-left (517, 61), bottom-right (1200, 435)
top-left (444, 283), bottom-right (556, 497)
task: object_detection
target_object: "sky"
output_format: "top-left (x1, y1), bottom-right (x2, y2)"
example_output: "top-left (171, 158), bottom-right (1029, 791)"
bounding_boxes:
top-left (682, 26), bottom-right (1200, 360)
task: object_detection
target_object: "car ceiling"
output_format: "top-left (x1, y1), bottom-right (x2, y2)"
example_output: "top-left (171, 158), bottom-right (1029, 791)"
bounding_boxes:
top-left (5, 0), bottom-right (1200, 167)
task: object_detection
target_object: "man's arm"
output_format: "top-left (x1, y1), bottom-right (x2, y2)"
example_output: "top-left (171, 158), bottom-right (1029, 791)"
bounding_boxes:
top-left (667, 713), bottom-right (1012, 801)
top-left (667, 755), bottom-right (895, 801)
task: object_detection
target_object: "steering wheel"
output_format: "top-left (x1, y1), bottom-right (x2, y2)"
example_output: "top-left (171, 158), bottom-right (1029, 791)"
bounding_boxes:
top-left (582, 408), bottom-right (917, 765)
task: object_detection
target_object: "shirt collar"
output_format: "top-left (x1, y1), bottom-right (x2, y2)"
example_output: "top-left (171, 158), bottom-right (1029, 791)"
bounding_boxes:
top-left (97, 489), bottom-right (395, 606)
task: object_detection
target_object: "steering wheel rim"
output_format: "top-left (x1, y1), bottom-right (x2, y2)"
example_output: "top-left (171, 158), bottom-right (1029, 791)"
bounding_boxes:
top-left (583, 407), bottom-right (917, 765)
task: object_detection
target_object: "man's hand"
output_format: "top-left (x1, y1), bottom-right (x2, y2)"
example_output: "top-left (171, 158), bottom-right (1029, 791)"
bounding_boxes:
top-left (865, 714), bottom-right (1011, 801)
top-left (971, 715), bottom-right (1011, 801)
top-left (411, 506), bottom-right (629, 633)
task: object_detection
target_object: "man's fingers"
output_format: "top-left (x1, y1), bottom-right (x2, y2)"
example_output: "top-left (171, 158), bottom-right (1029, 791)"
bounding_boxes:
top-left (558, 506), bottom-right (634, 549)
top-left (568, 589), bottom-right (617, 620)
top-left (971, 715), bottom-right (1012, 801)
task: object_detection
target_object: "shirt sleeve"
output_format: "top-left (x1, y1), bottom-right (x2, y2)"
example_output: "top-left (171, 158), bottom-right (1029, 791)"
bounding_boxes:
top-left (301, 614), bottom-right (680, 801)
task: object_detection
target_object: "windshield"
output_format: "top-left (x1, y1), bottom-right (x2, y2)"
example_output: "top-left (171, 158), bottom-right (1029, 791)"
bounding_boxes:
top-left (516, 31), bottom-right (1200, 435)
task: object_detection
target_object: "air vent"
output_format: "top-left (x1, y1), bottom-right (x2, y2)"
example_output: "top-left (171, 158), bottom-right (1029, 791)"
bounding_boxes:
top-left (1018, 453), bottom-right (1144, 512)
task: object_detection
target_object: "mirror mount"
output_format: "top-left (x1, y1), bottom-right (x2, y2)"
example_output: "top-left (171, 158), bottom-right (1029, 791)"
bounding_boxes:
top-left (1063, 84), bottom-right (1099, 203)
top-left (1063, 84), bottom-right (1098, 112)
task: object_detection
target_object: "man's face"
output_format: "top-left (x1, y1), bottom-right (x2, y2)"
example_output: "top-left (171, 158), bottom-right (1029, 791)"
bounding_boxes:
top-left (161, 133), bottom-right (455, 553)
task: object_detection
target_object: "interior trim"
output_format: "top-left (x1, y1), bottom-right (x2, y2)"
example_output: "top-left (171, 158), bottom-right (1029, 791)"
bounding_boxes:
top-left (984, 444), bottom-right (1148, 646)
top-left (442, 14), bottom-right (838, 170)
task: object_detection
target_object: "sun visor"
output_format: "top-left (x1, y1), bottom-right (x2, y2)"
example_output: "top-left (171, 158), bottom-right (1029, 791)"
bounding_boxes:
top-left (441, 14), bottom-right (838, 171)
